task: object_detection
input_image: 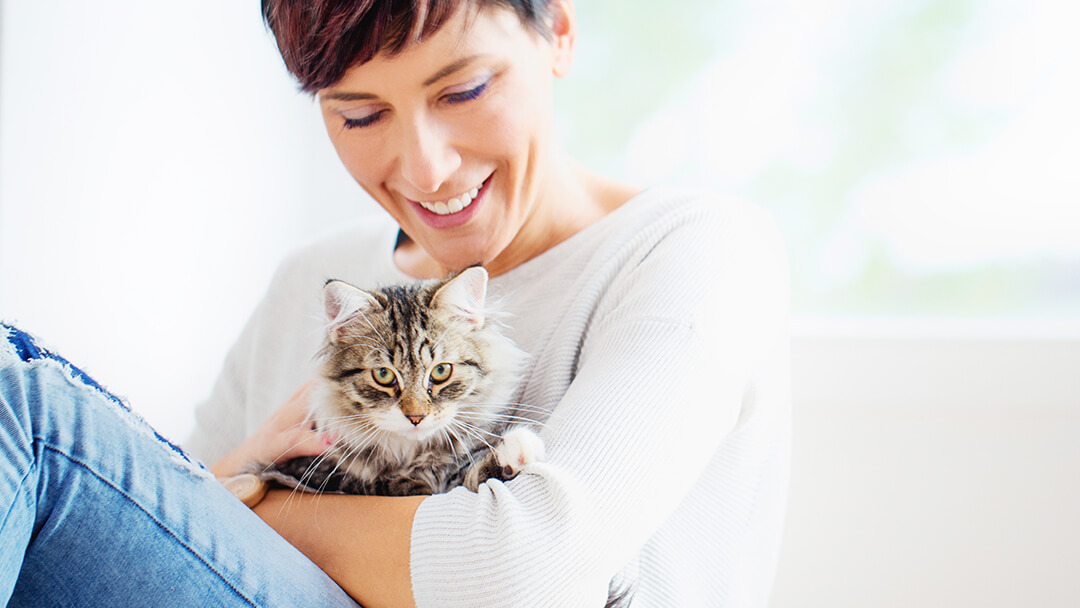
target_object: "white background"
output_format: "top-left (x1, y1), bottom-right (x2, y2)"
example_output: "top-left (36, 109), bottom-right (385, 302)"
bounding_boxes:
top-left (1, 1), bottom-right (373, 437)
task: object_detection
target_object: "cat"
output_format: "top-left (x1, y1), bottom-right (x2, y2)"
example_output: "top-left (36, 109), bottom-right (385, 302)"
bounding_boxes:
top-left (262, 266), bottom-right (634, 608)
top-left (260, 266), bottom-right (545, 496)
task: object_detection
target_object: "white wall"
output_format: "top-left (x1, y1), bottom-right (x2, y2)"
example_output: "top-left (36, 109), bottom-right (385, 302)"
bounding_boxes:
top-left (0, 1), bottom-right (378, 439)
top-left (773, 327), bottom-right (1080, 607)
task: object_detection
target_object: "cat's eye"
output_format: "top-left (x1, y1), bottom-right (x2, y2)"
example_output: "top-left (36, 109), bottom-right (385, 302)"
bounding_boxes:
top-left (372, 367), bottom-right (397, 386)
top-left (430, 363), bottom-right (453, 383)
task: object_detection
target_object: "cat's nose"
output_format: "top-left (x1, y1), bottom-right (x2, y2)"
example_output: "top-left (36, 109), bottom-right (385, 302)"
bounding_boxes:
top-left (406, 414), bottom-right (426, 426)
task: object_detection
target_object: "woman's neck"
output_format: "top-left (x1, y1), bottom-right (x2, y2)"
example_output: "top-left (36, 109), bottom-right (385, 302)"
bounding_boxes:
top-left (485, 155), bottom-right (639, 276)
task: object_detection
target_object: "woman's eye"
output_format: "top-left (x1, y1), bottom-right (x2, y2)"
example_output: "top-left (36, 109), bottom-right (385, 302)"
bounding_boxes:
top-left (372, 367), bottom-right (397, 386)
top-left (430, 363), bottom-right (453, 383)
top-left (444, 80), bottom-right (489, 105)
top-left (343, 110), bottom-right (386, 130)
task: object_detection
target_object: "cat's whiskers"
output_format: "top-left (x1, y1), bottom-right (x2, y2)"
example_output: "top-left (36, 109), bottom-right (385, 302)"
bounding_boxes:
top-left (459, 409), bottom-right (540, 422)
top-left (294, 456), bottom-right (330, 491)
top-left (263, 423), bottom-right (340, 469)
top-left (443, 424), bottom-right (477, 466)
top-left (279, 446), bottom-right (339, 514)
top-left (291, 425), bottom-right (384, 506)
top-left (457, 411), bottom-right (544, 428)
top-left (324, 422), bottom-right (385, 457)
top-left (289, 421), bottom-right (386, 494)
top-left (298, 443), bottom-right (356, 516)
top-left (312, 441), bottom-right (360, 495)
top-left (449, 419), bottom-right (497, 452)
top-left (316, 413), bottom-right (376, 430)
top-left (317, 411), bottom-right (377, 432)
top-left (472, 401), bottom-right (552, 414)
top-left (436, 427), bottom-right (459, 459)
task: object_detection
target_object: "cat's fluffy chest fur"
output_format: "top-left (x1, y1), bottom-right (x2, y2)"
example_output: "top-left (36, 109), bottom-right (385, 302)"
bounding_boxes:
top-left (261, 267), bottom-right (545, 497)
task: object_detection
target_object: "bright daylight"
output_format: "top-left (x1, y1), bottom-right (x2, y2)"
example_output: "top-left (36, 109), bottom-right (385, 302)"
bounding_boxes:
top-left (1, 1), bottom-right (1077, 607)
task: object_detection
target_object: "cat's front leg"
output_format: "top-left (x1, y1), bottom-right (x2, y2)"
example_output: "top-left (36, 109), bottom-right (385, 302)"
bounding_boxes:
top-left (463, 427), bottom-right (546, 491)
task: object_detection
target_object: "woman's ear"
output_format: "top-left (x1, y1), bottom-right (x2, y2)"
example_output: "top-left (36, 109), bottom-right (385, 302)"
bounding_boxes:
top-left (549, 0), bottom-right (576, 78)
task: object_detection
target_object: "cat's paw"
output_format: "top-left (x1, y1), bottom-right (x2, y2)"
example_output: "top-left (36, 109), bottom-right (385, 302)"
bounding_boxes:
top-left (495, 427), bottom-right (546, 479)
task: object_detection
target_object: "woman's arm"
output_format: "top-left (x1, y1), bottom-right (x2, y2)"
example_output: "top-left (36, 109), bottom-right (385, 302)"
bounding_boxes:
top-left (253, 491), bottom-right (425, 608)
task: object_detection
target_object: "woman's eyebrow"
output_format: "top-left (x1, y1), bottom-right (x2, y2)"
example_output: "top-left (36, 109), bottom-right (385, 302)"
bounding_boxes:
top-left (422, 55), bottom-right (484, 87)
top-left (322, 90), bottom-right (378, 102)
top-left (321, 55), bottom-right (488, 101)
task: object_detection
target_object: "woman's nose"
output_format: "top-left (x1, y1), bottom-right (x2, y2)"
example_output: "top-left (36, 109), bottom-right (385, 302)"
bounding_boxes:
top-left (398, 117), bottom-right (461, 194)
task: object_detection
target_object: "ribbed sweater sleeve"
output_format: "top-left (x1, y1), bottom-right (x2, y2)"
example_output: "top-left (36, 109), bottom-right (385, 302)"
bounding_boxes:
top-left (408, 192), bottom-right (790, 606)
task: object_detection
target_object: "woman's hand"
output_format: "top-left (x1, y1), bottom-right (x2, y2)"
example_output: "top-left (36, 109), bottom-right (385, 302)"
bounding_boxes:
top-left (211, 381), bottom-right (329, 478)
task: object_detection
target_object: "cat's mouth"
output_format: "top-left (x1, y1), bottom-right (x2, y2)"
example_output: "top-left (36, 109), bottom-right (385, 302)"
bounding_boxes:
top-left (376, 411), bottom-right (446, 442)
top-left (398, 426), bottom-right (435, 440)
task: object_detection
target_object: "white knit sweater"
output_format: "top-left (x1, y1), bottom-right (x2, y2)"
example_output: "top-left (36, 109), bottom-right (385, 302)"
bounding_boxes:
top-left (186, 188), bottom-right (791, 607)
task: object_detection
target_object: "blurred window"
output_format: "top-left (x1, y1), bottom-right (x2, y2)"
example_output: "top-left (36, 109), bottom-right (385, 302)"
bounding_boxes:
top-left (560, 0), bottom-right (1079, 321)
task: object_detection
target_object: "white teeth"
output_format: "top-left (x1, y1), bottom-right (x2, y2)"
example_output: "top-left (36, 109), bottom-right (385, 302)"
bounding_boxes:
top-left (418, 183), bottom-right (483, 216)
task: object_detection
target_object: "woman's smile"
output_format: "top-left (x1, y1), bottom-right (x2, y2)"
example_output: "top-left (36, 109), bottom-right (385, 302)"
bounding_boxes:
top-left (407, 175), bottom-right (492, 229)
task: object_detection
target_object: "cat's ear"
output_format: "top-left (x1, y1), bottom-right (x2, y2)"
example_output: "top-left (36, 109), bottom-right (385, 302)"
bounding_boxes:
top-left (432, 266), bottom-right (488, 327)
top-left (323, 280), bottom-right (379, 342)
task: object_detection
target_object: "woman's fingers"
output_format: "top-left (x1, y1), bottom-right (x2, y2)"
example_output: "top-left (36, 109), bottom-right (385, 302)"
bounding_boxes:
top-left (266, 381), bottom-right (331, 461)
top-left (211, 380), bottom-right (329, 476)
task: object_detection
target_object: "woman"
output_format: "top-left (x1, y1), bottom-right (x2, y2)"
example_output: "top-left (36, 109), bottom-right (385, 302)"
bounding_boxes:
top-left (0, 0), bottom-right (790, 606)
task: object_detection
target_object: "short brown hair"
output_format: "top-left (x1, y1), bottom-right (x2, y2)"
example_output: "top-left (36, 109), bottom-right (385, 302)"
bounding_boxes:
top-left (262, 0), bottom-right (552, 93)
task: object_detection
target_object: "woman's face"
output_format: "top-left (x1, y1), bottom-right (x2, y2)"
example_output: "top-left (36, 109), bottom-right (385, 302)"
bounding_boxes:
top-left (317, 3), bottom-right (573, 275)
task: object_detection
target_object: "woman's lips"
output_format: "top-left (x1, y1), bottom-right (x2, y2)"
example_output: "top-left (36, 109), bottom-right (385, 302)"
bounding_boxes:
top-left (417, 184), bottom-right (481, 215)
top-left (410, 177), bottom-right (490, 229)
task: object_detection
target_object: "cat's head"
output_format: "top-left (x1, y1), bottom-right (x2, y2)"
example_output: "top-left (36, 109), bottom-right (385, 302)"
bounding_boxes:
top-left (314, 267), bottom-right (524, 447)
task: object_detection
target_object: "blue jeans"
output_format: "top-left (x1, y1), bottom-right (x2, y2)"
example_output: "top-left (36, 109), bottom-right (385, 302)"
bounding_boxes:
top-left (0, 325), bottom-right (360, 607)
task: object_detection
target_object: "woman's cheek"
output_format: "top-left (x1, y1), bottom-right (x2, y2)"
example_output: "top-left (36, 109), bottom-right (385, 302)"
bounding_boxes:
top-left (334, 135), bottom-right (385, 187)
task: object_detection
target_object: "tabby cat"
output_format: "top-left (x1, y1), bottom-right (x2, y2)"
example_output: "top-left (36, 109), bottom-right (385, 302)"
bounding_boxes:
top-left (261, 267), bottom-right (545, 496)
top-left (262, 266), bottom-right (635, 608)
